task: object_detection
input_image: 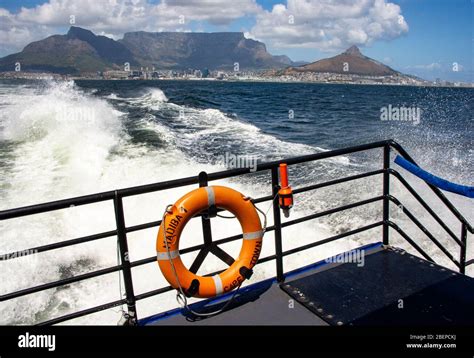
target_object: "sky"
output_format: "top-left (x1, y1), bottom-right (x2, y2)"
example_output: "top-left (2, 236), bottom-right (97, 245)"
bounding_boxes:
top-left (0, 0), bottom-right (472, 82)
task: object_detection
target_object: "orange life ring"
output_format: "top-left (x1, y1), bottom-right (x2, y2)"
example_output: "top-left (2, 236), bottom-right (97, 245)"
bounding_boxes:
top-left (156, 186), bottom-right (263, 298)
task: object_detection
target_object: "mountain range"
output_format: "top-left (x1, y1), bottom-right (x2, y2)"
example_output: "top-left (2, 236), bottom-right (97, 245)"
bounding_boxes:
top-left (0, 27), bottom-right (297, 74)
top-left (0, 26), bottom-right (417, 82)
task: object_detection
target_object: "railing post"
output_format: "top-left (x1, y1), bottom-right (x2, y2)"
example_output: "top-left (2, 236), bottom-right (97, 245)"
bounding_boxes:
top-left (271, 167), bottom-right (284, 282)
top-left (383, 144), bottom-right (391, 245)
top-left (199, 171), bottom-right (213, 246)
top-left (113, 191), bottom-right (137, 325)
top-left (460, 224), bottom-right (467, 274)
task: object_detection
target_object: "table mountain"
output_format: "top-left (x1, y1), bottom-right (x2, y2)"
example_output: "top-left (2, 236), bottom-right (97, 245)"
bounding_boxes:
top-left (119, 31), bottom-right (291, 70)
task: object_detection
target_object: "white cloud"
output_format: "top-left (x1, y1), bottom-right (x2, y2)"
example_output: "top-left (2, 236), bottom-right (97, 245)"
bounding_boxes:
top-left (249, 0), bottom-right (409, 51)
top-left (0, 0), bottom-right (408, 57)
top-left (161, 0), bottom-right (261, 25)
top-left (0, 8), bottom-right (53, 55)
top-left (15, 0), bottom-right (261, 28)
top-left (0, 0), bottom-right (261, 56)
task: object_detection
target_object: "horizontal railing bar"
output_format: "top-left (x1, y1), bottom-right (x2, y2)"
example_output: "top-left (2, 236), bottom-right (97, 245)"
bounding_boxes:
top-left (36, 297), bottom-right (126, 326)
top-left (389, 140), bottom-right (473, 232)
top-left (130, 255), bottom-right (157, 268)
top-left (256, 254), bottom-right (278, 264)
top-left (281, 196), bottom-right (384, 229)
top-left (134, 286), bottom-right (173, 301)
top-left (254, 141), bottom-right (387, 171)
top-left (282, 221), bottom-right (383, 257)
top-left (0, 192), bottom-right (116, 221)
top-left (0, 264), bottom-right (123, 302)
top-left (0, 140), bottom-right (390, 220)
top-left (252, 194), bottom-right (274, 204)
top-left (126, 220), bottom-right (161, 233)
top-left (0, 229), bottom-right (117, 261)
top-left (292, 169), bottom-right (384, 195)
top-left (388, 195), bottom-right (460, 267)
top-left (389, 169), bottom-right (464, 247)
top-left (387, 221), bottom-right (436, 264)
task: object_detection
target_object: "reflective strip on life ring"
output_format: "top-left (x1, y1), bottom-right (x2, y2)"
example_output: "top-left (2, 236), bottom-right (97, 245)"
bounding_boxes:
top-left (156, 186), bottom-right (263, 298)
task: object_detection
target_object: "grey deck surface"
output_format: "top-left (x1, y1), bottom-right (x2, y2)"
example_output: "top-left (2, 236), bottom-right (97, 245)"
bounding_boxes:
top-left (147, 281), bottom-right (328, 325)
top-left (142, 242), bottom-right (474, 326)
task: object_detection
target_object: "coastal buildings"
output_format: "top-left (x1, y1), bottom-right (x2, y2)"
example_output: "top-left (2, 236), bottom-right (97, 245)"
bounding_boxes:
top-left (1, 69), bottom-right (471, 88)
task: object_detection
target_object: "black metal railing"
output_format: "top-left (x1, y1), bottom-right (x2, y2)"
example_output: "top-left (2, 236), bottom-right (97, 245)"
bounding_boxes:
top-left (0, 140), bottom-right (472, 325)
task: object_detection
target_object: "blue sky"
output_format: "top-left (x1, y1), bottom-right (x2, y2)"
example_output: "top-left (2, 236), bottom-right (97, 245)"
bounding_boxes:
top-left (0, 0), bottom-right (472, 81)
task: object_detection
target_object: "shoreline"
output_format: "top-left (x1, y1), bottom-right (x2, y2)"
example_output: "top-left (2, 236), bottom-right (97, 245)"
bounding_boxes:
top-left (0, 74), bottom-right (472, 89)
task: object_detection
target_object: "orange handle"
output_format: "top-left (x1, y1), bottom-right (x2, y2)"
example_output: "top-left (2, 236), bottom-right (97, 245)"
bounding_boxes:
top-left (279, 163), bottom-right (289, 188)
